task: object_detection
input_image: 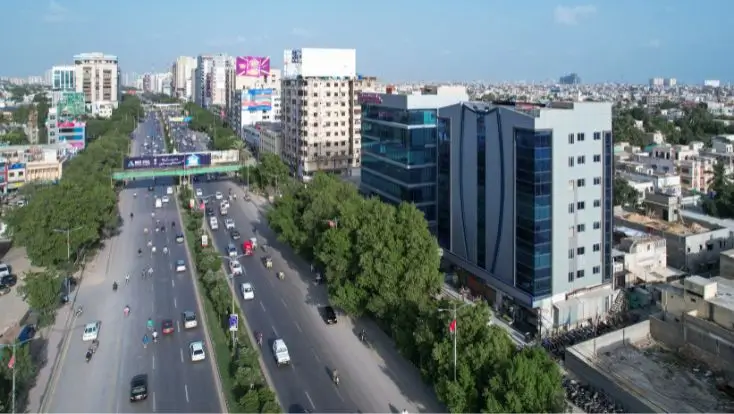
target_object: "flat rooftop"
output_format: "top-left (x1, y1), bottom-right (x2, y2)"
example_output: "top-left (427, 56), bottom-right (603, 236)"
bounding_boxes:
top-left (616, 212), bottom-right (711, 236)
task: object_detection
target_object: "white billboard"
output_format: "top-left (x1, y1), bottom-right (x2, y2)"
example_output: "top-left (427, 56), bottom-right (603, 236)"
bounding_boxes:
top-left (210, 150), bottom-right (240, 165)
top-left (283, 48), bottom-right (356, 78)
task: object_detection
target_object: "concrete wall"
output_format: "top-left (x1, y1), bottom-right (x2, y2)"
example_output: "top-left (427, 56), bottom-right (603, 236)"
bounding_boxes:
top-left (565, 320), bottom-right (664, 413)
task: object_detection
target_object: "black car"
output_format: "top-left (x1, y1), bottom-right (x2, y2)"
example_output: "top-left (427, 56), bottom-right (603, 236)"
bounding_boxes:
top-left (148, 186), bottom-right (155, 192)
top-left (130, 374), bottom-right (148, 401)
top-left (230, 229), bottom-right (241, 240)
top-left (205, 207), bottom-right (215, 217)
top-left (324, 306), bottom-right (337, 324)
top-left (1, 275), bottom-right (17, 287)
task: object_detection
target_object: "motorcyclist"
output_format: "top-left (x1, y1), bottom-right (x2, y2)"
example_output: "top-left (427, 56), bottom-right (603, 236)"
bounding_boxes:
top-left (359, 329), bottom-right (366, 342)
top-left (125, 273), bottom-right (130, 284)
top-left (171, 221), bottom-right (175, 228)
top-left (332, 369), bottom-right (339, 384)
top-left (147, 318), bottom-right (154, 331)
top-left (142, 334), bottom-right (150, 348)
top-left (112, 281), bottom-right (118, 291)
top-left (133, 192), bottom-right (137, 198)
top-left (163, 247), bottom-right (168, 254)
top-left (148, 266), bottom-right (153, 275)
top-left (86, 348), bottom-right (93, 362)
top-left (130, 212), bottom-right (134, 219)
top-left (124, 305), bottom-right (130, 316)
top-left (138, 248), bottom-right (142, 257)
top-left (152, 330), bottom-right (159, 342)
top-left (256, 331), bottom-right (263, 346)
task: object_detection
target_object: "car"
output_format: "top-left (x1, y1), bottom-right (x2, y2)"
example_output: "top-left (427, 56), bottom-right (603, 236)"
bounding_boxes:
top-left (166, 186), bottom-right (174, 195)
top-left (82, 321), bottom-right (100, 341)
top-left (189, 341), bottom-right (206, 362)
top-left (205, 207), bottom-right (214, 217)
top-left (183, 311), bottom-right (198, 329)
top-left (161, 195), bottom-right (170, 203)
top-left (227, 243), bottom-right (237, 258)
top-left (129, 374), bottom-right (149, 401)
top-left (17, 324), bottom-right (36, 342)
top-left (230, 260), bottom-right (243, 275)
top-left (0, 264), bottom-right (10, 278)
top-left (148, 186), bottom-right (155, 192)
top-left (176, 260), bottom-right (186, 272)
top-left (195, 188), bottom-right (203, 197)
top-left (224, 218), bottom-right (235, 230)
top-left (176, 233), bottom-right (185, 243)
top-left (215, 191), bottom-right (223, 200)
top-left (162, 319), bottom-right (175, 335)
top-left (241, 283), bottom-right (255, 300)
top-left (273, 339), bottom-right (291, 365)
top-left (324, 306), bottom-right (338, 324)
top-left (1, 274), bottom-right (17, 287)
top-left (230, 229), bottom-right (241, 240)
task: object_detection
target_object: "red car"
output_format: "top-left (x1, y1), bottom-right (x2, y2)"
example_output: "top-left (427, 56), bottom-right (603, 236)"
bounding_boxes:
top-left (162, 319), bottom-right (175, 335)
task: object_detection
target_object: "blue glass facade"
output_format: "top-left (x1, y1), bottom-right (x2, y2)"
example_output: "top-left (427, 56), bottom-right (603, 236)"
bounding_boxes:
top-left (515, 129), bottom-right (553, 297)
top-left (477, 116), bottom-right (487, 269)
top-left (436, 118), bottom-right (451, 248)
top-left (361, 105), bottom-right (438, 223)
top-left (603, 131), bottom-right (613, 282)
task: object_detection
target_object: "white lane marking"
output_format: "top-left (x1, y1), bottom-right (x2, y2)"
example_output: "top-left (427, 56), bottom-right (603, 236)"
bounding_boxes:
top-left (180, 348), bottom-right (184, 363)
top-left (152, 355), bottom-right (156, 370)
top-left (310, 348), bottom-right (321, 362)
top-left (177, 320), bottom-right (181, 332)
top-left (271, 325), bottom-right (278, 337)
top-left (171, 279), bottom-right (175, 288)
top-left (294, 321), bottom-right (303, 333)
top-left (170, 262), bottom-right (173, 270)
top-left (305, 391), bottom-right (315, 409)
top-left (153, 392), bottom-right (157, 411)
top-left (336, 389), bottom-right (344, 401)
top-left (174, 297), bottom-right (177, 309)
top-left (185, 384), bottom-right (190, 402)
top-left (259, 301), bottom-right (266, 312)
top-left (280, 298), bottom-right (288, 309)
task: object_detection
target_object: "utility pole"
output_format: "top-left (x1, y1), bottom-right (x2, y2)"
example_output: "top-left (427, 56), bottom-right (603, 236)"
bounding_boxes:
top-left (2, 337), bottom-right (36, 413)
top-left (438, 301), bottom-right (471, 381)
top-left (53, 226), bottom-right (84, 263)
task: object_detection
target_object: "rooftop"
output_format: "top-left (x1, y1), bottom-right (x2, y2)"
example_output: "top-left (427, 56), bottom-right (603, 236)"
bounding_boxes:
top-left (707, 276), bottom-right (734, 312)
top-left (616, 212), bottom-right (711, 236)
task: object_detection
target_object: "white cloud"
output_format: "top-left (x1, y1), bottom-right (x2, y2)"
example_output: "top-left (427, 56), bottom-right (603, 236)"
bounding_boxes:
top-left (554, 5), bottom-right (597, 25)
top-left (644, 39), bottom-right (662, 48)
top-left (43, 0), bottom-right (69, 23)
top-left (291, 27), bottom-right (312, 38)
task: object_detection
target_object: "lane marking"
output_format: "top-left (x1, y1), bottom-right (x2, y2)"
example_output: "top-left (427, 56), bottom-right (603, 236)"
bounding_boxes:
top-left (152, 355), bottom-right (156, 370)
top-left (271, 325), bottom-right (278, 337)
top-left (170, 262), bottom-right (173, 270)
top-left (311, 348), bottom-right (321, 362)
top-left (259, 301), bottom-right (266, 312)
top-left (174, 297), bottom-right (178, 309)
top-left (180, 348), bottom-right (184, 363)
top-left (153, 392), bottom-right (157, 411)
top-left (304, 391), bottom-right (315, 409)
top-left (185, 384), bottom-right (190, 403)
top-left (280, 298), bottom-right (288, 309)
top-left (294, 321), bottom-right (303, 333)
top-left (177, 320), bottom-right (181, 332)
top-left (336, 389), bottom-right (345, 402)
top-left (171, 279), bottom-right (175, 288)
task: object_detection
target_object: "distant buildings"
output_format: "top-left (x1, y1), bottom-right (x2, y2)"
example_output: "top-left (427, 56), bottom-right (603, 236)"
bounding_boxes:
top-left (172, 56), bottom-right (196, 100)
top-left (73, 53), bottom-right (121, 109)
top-left (704, 79), bottom-right (721, 88)
top-left (559, 73), bottom-right (581, 85)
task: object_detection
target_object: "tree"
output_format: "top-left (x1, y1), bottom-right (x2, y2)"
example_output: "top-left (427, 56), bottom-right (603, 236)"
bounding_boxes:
top-left (183, 102), bottom-right (238, 150)
top-left (702, 161), bottom-right (734, 218)
top-left (239, 390), bottom-right (260, 413)
top-left (257, 153), bottom-right (290, 192)
top-left (18, 270), bottom-right (61, 326)
top-left (613, 176), bottom-right (639, 207)
top-left (1, 129), bottom-right (28, 145)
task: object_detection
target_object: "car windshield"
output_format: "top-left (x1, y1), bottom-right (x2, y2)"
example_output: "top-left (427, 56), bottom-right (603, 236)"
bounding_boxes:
top-left (132, 386), bottom-right (146, 393)
top-left (177, 260), bottom-right (184, 265)
top-left (84, 326), bottom-right (95, 333)
top-left (185, 313), bottom-right (195, 321)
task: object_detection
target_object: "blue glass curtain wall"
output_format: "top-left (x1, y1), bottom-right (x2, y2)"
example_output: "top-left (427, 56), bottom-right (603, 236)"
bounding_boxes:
top-left (361, 171), bottom-right (437, 206)
top-left (437, 117), bottom-right (452, 248)
top-left (515, 129), bottom-right (553, 297)
top-left (603, 131), bottom-right (613, 283)
top-left (477, 116), bottom-right (487, 269)
top-left (363, 106), bottom-right (437, 126)
top-left (362, 154), bottom-right (436, 184)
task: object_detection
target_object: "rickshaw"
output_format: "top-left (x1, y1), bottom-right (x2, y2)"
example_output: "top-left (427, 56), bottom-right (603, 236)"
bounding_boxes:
top-left (277, 271), bottom-right (285, 280)
top-left (265, 256), bottom-right (273, 269)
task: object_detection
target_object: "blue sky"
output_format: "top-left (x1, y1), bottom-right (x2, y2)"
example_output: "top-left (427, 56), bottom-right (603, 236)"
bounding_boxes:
top-left (1, 0), bottom-right (732, 83)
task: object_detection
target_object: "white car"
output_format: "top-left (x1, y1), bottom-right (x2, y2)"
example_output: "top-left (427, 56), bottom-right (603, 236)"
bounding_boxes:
top-left (224, 218), bottom-right (235, 230)
top-left (176, 260), bottom-right (186, 272)
top-left (273, 339), bottom-right (291, 366)
top-left (82, 321), bottom-right (100, 342)
top-left (166, 186), bottom-right (174, 195)
top-left (215, 191), bottom-right (223, 200)
top-left (161, 195), bottom-right (170, 203)
top-left (189, 341), bottom-right (206, 362)
top-left (183, 311), bottom-right (198, 329)
top-left (227, 244), bottom-right (237, 258)
top-left (0, 264), bottom-right (9, 278)
top-left (230, 260), bottom-right (243, 276)
top-left (195, 188), bottom-right (203, 197)
top-left (241, 283), bottom-right (254, 300)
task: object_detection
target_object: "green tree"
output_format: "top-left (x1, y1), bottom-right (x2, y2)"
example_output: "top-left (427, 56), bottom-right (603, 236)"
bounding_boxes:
top-left (613, 176), bottom-right (640, 207)
top-left (11, 106), bottom-right (31, 124)
top-left (257, 388), bottom-right (279, 413)
top-left (18, 270), bottom-right (61, 325)
top-left (612, 111), bottom-right (645, 147)
top-left (1, 129), bottom-right (29, 145)
top-left (257, 153), bottom-right (290, 191)
top-left (240, 390), bottom-right (260, 413)
top-left (701, 162), bottom-right (734, 218)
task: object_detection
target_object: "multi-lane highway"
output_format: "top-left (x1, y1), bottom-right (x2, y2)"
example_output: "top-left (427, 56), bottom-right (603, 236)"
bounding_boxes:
top-left (170, 125), bottom-right (443, 413)
top-left (44, 112), bottom-right (222, 413)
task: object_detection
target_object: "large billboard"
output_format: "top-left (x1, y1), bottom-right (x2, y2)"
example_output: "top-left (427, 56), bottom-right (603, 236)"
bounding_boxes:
top-left (241, 89), bottom-right (273, 112)
top-left (210, 150), bottom-right (240, 165)
top-left (57, 92), bottom-right (86, 116)
top-left (284, 48), bottom-right (356, 78)
top-left (236, 56), bottom-right (271, 77)
top-left (123, 153), bottom-right (212, 170)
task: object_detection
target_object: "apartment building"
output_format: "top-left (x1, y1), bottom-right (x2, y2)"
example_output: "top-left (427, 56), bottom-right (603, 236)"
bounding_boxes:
top-left (225, 56), bottom-right (281, 134)
top-left (210, 54), bottom-right (229, 107)
top-left (437, 101), bottom-right (615, 331)
top-left (73, 53), bottom-right (120, 108)
top-left (50, 65), bottom-right (75, 106)
top-left (358, 86), bottom-right (468, 232)
top-left (194, 55), bottom-right (213, 107)
top-left (281, 48), bottom-right (369, 177)
top-left (172, 56), bottom-right (196, 100)
top-left (242, 122), bottom-right (283, 158)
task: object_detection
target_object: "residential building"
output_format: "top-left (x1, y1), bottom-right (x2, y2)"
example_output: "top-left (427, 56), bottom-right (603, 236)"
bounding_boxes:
top-left (73, 53), bottom-right (120, 108)
top-left (194, 55), bottom-right (214, 107)
top-left (26, 107), bottom-right (39, 144)
top-left (172, 56), bottom-right (196, 100)
top-left (45, 108), bottom-right (86, 149)
top-left (649, 78), bottom-right (665, 87)
top-left (559, 73), bottom-right (581, 85)
top-left (663, 78), bottom-right (677, 87)
top-left (242, 122), bottom-right (283, 158)
top-left (617, 234), bottom-right (668, 285)
top-left (142, 74), bottom-right (152, 93)
top-left (225, 59), bottom-right (281, 135)
top-left (210, 54), bottom-right (229, 107)
top-left (358, 86), bottom-right (469, 231)
top-left (437, 101), bottom-right (615, 331)
top-left (281, 48), bottom-right (368, 177)
top-left (0, 145), bottom-right (65, 192)
top-left (50, 65), bottom-right (76, 106)
top-left (660, 275), bottom-right (734, 333)
top-left (719, 249), bottom-right (734, 280)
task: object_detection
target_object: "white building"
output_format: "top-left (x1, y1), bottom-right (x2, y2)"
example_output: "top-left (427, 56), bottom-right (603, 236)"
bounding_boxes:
top-left (172, 56), bottom-right (196, 100)
top-left (73, 53), bottom-right (120, 108)
top-left (281, 48), bottom-right (368, 177)
top-left (210, 54), bottom-right (229, 107)
top-left (226, 60), bottom-right (281, 135)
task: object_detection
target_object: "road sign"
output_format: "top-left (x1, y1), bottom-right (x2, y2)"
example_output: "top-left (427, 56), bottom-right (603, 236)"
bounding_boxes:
top-left (229, 314), bottom-right (238, 332)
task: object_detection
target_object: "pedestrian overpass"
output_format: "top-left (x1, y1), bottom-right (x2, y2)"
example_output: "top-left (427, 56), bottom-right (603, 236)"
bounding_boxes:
top-left (111, 164), bottom-right (240, 181)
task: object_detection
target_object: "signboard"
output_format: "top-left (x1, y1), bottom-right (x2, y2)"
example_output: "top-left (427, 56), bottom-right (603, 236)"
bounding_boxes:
top-left (9, 163), bottom-right (25, 171)
top-left (57, 92), bottom-right (86, 116)
top-left (358, 93), bottom-right (383, 105)
top-left (241, 89), bottom-right (273, 112)
top-left (236, 56), bottom-right (271, 77)
top-left (201, 234), bottom-right (209, 247)
top-left (57, 121), bottom-right (85, 128)
top-left (123, 153), bottom-right (212, 170)
top-left (169, 117), bottom-right (185, 123)
top-left (210, 150), bottom-right (240, 165)
top-left (228, 314), bottom-right (238, 332)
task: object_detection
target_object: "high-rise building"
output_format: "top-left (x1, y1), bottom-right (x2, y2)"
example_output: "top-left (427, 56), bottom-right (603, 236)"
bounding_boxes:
top-left (73, 53), bottom-right (120, 108)
top-left (210, 54), bottom-right (229, 107)
top-left (194, 55), bottom-right (214, 107)
top-left (142, 74), bottom-right (152, 93)
top-left (663, 78), bottom-right (677, 87)
top-left (559, 73), bottom-right (581, 85)
top-left (172, 56), bottom-right (196, 100)
top-left (50, 65), bottom-right (76, 106)
top-left (437, 101), bottom-right (614, 332)
top-left (359, 86), bottom-right (468, 232)
top-left (281, 48), bottom-right (366, 177)
top-left (649, 77), bottom-right (665, 87)
top-left (225, 56), bottom-right (282, 136)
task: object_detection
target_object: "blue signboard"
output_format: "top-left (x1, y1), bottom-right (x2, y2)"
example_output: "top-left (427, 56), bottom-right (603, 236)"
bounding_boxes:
top-left (123, 152), bottom-right (212, 170)
top-left (9, 163), bottom-right (25, 170)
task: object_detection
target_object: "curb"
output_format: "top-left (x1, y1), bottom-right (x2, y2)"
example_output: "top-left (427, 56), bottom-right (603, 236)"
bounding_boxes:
top-left (174, 193), bottom-right (229, 413)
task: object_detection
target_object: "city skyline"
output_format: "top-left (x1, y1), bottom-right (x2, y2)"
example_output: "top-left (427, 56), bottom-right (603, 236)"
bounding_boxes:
top-left (1, 0), bottom-right (733, 83)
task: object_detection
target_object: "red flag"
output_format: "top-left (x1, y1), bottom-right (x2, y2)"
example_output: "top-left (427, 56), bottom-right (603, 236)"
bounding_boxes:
top-left (449, 319), bottom-right (456, 334)
top-left (8, 354), bottom-right (15, 369)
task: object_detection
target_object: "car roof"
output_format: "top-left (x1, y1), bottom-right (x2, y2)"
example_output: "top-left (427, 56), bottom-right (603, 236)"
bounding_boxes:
top-left (84, 322), bottom-right (98, 329)
top-left (183, 310), bottom-right (195, 317)
top-left (131, 374), bottom-right (148, 384)
top-left (242, 282), bottom-right (252, 288)
top-left (190, 341), bottom-right (204, 349)
top-left (274, 339), bottom-right (286, 347)
top-left (177, 259), bottom-right (185, 264)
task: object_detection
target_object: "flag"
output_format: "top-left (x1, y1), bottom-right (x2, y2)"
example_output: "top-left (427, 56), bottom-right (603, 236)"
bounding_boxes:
top-left (7, 354), bottom-right (15, 369)
top-left (449, 319), bottom-right (457, 334)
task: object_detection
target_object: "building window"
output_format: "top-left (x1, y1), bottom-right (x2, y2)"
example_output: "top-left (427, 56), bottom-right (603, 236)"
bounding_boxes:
top-left (577, 178), bottom-right (585, 187)
top-left (577, 133), bottom-right (585, 142)
top-left (593, 243), bottom-right (600, 252)
top-left (593, 154), bottom-right (601, 162)
top-left (593, 266), bottom-right (601, 274)
top-left (577, 155), bottom-right (585, 164)
top-left (577, 246), bottom-right (585, 255)
top-left (577, 201), bottom-right (585, 210)
top-left (594, 132), bottom-right (601, 141)
top-left (477, 116), bottom-right (486, 269)
top-left (593, 176), bottom-right (601, 185)
top-left (568, 203), bottom-right (574, 213)
top-left (436, 117), bottom-right (451, 248)
top-left (577, 270), bottom-right (585, 278)
top-left (568, 249), bottom-right (574, 258)
top-left (593, 221), bottom-right (600, 229)
top-left (593, 199), bottom-right (601, 207)
top-left (577, 224), bottom-right (585, 232)
top-left (568, 272), bottom-right (574, 282)
top-left (568, 157), bottom-right (574, 167)
top-left (568, 133), bottom-right (574, 144)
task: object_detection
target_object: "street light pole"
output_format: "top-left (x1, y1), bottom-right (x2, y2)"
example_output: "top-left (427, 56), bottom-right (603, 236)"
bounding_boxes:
top-left (438, 301), bottom-right (471, 382)
top-left (221, 255), bottom-right (247, 347)
top-left (53, 226), bottom-right (84, 263)
top-left (2, 337), bottom-right (36, 413)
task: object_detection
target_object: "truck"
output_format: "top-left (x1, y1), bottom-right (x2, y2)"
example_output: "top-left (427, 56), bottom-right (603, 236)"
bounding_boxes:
top-left (272, 339), bottom-right (290, 366)
top-left (154, 198), bottom-right (162, 208)
top-left (209, 217), bottom-right (219, 230)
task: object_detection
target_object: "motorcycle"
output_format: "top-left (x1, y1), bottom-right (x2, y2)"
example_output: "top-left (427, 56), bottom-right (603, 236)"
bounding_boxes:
top-left (256, 333), bottom-right (263, 347)
top-left (112, 282), bottom-right (118, 292)
top-left (75, 306), bottom-right (83, 318)
top-left (85, 349), bottom-right (93, 363)
top-left (359, 330), bottom-right (367, 342)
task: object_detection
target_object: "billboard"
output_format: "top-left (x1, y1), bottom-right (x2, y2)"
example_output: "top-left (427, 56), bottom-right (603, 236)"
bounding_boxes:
top-left (358, 93), bottom-right (383, 105)
top-left (57, 121), bottom-right (86, 128)
top-left (284, 48), bottom-right (356, 78)
top-left (9, 163), bottom-right (25, 171)
top-left (123, 153), bottom-right (212, 170)
top-left (241, 89), bottom-right (273, 112)
top-left (57, 92), bottom-right (86, 116)
top-left (236, 56), bottom-right (271, 77)
top-left (210, 150), bottom-right (240, 165)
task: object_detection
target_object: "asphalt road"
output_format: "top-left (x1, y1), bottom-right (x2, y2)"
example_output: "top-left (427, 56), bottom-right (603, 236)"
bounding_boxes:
top-left (44, 113), bottom-right (221, 413)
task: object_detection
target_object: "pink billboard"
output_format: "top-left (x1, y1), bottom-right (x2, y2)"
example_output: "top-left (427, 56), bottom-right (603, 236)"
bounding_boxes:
top-left (236, 56), bottom-right (271, 77)
top-left (57, 121), bottom-right (86, 128)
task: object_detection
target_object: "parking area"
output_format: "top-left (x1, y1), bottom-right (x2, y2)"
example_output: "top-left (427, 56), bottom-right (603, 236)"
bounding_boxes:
top-left (0, 245), bottom-right (43, 342)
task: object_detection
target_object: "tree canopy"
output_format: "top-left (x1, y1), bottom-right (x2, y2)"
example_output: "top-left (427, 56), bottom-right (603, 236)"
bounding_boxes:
top-left (613, 176), bottom-right (640, 207)
top-left (0, 129), bottom-right (28, 145)
top-left (144, 93), bottom-right (179, 104)
top-left (5, 95), bottom-right (143, 267)
top-left (183, 102), bottom-right (238, 150)
top-left (701, 161), bottom-right (734, 218)
top-left (267, 169), bottom-right (565, 413)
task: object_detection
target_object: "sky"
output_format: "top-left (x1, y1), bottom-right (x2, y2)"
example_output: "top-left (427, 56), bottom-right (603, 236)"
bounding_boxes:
top-left (1, 0), bottom-right (733, 83)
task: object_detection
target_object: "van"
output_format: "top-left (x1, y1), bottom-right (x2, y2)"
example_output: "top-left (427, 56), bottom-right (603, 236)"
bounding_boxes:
top-left (155, 198), bottom-right (162, 208)
top-left (209, 217), bottom-right (219, 230)
top-left (166, 186), bottom-right (173, 195)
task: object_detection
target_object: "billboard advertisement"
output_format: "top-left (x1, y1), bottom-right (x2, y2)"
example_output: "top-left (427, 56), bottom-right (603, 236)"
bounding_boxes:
top-left (210, 150), bottom-right (240, 165)
top-left (123, 152), bottom-right (212, 170)
top-left (57, 92), bottom-right (86, 116)
top-left (57, 120), bottom-right (86, 129)
top-left (284, 48), bottom-right (356, 78)
top-left (241, 89), bottom-right (273, 112)
top-left (9, 163), bottom-right (25, 171)
top-left (236, 56), bottom-right (271, 77)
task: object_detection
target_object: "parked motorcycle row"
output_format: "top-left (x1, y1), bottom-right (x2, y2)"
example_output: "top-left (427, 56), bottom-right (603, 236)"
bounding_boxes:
top-left (564, 378), bottom-right (626, 413)
top-left (540, 314), bottom-right (634, 359)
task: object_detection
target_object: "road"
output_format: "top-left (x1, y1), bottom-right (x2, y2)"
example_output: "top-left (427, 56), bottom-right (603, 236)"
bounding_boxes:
top-left (44, 112), bottom-right (222, 413)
